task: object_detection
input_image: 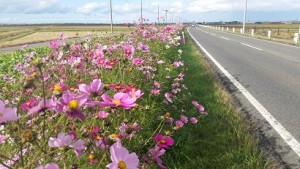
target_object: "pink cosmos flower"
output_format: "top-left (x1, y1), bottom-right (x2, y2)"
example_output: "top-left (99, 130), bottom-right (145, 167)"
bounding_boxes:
top-left (109, 84), bottom-right (126, 92)
top-left (128, 89), bottom-right (143, 99)
top-left (94, 57), bottom-right (108, 67)
top-left (192, 101), bottom-right (205, 113)
top-left (105, 60), bottom-right (118, 69)
top-left (95, 135), bottom-right (109, 149)
top-left (154, 81), bottom-right (161, 88)
top-left (98, 111), bottom-right (109, 120)
top-left (192, 101), bottom-right (200, 107)
top-left (157, 60), bottom-right (164, 64)
top-left (132, 58), bottom-right (144, 66)
top-left (0, 99), bottom-right (18, 124)
top-left (137, 42), bottom-right (150, 53)
top-left (28, 97), bottom-right (57, 116)
top-left (56, 91), bottom-right (87, 120)
top-left (175, 120), bottom-right (184, 128)
top-left (49, 40), bottom-right (60, 50)
top-left (48, 132), bottom-right (85, 156)
top-left (172, 61), bottom-right (184, 67)
top-left (37, 163), bottom-right (59, 169)
top-left (106, 142), bottom-right (139, 169)
top-left (79, 79), bottom-right (104, 96)
top-left (165, 26), bottom-right (172, 32)
top-left (149, 146), bottom-right (166, 169)
top-left (123, 44), bottom-right (135, 58)
top-left (70, 43), bottom-right (81, 51)
top-left (0, 134), bottom-right (6, 144)
top-left (92, 48), bottom-right (104, 58)
top-left (180, 115), bottom-right (188, 123)
top-left (164, 93), bottom-right (173, 103)
top-left (125, 85), bottom-right (138, 93)
top-left (99, 93), bottom-right (137, 109)
top-left (20, 98), bottom-right (37, 110)
top-left (151, 89), bottom-right (160, 95)
top-left (190, 117), bottom-right (198, 124)
top-left (154, 134), bottom-right (174, 149)
top-left (166, 117), bottom-right (174, 124)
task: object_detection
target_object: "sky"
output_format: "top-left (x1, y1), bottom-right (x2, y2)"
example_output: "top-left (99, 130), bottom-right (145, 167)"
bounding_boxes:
top-left (0, 0), bottom-right (299, 24)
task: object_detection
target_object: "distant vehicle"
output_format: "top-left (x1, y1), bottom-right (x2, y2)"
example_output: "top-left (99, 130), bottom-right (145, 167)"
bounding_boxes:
top-left (191, 24), bottom-right (195, 27)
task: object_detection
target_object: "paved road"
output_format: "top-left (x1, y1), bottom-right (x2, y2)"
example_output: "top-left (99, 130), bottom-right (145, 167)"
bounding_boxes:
top-left (189, 26), bottom-right (300, 168)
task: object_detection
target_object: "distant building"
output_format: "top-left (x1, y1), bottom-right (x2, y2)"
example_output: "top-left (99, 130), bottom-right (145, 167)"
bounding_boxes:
top-left (287, 20), bottom-right (300, 24)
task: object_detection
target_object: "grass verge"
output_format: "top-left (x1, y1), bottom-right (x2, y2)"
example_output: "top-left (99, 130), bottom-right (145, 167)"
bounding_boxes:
top-left (163, 30), bottom-right (274, 168)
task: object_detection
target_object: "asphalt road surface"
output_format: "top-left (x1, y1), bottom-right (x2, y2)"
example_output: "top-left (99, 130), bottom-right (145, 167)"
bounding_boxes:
top-left (189, 25), bottom-right (300, 168)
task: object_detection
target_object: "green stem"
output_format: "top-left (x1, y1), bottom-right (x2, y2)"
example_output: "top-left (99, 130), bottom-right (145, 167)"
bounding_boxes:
top-left (38, 67), bottom-right (47, 142)
top-left (141, 120), bottom-right (164, 149)
top-left (23, 148), bottom-right (62, 169)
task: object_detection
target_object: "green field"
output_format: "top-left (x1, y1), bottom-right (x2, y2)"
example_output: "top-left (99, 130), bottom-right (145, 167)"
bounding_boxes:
top-left (0, 25), bottom-right (133, 48)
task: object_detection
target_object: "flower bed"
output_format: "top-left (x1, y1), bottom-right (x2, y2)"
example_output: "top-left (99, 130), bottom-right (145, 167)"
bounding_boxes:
top-left (0, 23), bottom-right (206, 169)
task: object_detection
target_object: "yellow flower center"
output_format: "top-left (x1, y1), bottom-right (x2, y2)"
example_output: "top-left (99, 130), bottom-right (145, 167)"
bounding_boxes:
top-left (160, 139), bottom-right (166, 144)
top-left (88, 154), bottom-right (95, 160)
top-left (165, 112), bottom-right (171, 118)
top-left (96, 135), bottom-right (101, 140)
top-left (26, 101), bottom-right (31, 106)
top-left (0, 113), bottom-right (3, 117)
top-left (110, 134), bottom-right (119, 139)
top-left (126, 49), bottom-right (131, 54)
top-left (68, 100), bottom-right (79, 110)
top-left (53, 85), bottom-right (62, 92)
top-left (113, 99), bottom-right (121, 106)
top-left (118, 160), bottom-right (127, 169)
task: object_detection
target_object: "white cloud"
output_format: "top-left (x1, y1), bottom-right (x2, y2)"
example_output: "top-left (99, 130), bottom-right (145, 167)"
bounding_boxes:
top-left (76, 2), bottom-right (106, 15)
top-left (114, 3), bottom-right (140, 13)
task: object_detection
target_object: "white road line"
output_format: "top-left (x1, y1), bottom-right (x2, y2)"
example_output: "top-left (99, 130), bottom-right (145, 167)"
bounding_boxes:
top-left (211, 33), bottom-right (216, 36)
top-left (220, 36), bottom-right (230, 40)
top-left (188, 27), bottom-right (300, 158)
top-left (240, 43), bottom-right (262, 51)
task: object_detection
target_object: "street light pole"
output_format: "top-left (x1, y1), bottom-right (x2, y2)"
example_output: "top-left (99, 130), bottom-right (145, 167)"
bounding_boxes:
top-left (158, 5), bottom-right (159, 24)
top-left (141, 0), bottom-right (143, 23)
top-left (242, 0), bottom-right (248, 34)
top-left (110, 0), bottom-right (113, 33)
top-left (163, 10), bottom-right (168, 25)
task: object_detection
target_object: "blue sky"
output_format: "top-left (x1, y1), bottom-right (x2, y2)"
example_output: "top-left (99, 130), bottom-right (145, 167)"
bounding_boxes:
top-left (0, 0), bottom-right (299, 24)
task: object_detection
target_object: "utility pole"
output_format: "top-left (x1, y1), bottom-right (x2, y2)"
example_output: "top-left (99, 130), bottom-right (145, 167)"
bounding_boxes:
top-left (242, 0), bottom-right (247, 34)
top-left (163, 9), bottom-right (168, 25)
top-left (110, 0), bottom-right (113, 33)
top-left (158, 5), bottom-right (159, 24)
top-left (141, 0), bottom-right (143, 23)
top-left (172, 14), bottom-right (174, 24)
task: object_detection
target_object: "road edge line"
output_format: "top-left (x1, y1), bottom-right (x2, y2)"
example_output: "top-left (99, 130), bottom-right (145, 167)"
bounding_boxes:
top-left (187, 27), bottom-right (300, 158)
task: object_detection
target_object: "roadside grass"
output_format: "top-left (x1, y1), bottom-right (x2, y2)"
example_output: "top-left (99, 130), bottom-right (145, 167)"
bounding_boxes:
top-left (162, 30), bottom-right (275, 168)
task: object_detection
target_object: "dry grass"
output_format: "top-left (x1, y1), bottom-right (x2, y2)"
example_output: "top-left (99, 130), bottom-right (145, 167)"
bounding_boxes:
top-left (0, 25), bottom-right (133, 48)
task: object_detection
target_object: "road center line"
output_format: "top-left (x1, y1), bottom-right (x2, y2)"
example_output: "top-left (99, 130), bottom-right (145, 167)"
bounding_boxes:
top-left (240, 43), bottom-right (262, 51)
top-left (211, 33), bottom-right (216, 36)
top-left (188, 27), bottom-right (300, 158)
top-left (220, 36), bottom-right (230, 40)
